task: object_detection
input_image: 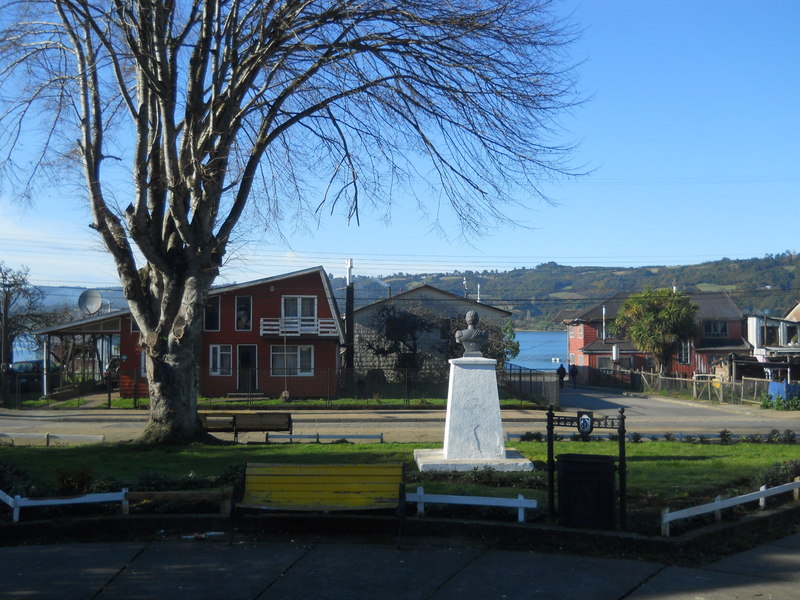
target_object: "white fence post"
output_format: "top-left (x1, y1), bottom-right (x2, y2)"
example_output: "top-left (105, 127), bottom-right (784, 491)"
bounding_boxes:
top-left (416, 486), bottom-right (425, 515)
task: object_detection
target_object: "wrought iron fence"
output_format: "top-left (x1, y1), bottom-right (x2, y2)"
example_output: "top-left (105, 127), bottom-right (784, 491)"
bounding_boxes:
top-left (70, 364), bottom-right (559, 406)
top-left (500, 363), bottom-right (560, 409)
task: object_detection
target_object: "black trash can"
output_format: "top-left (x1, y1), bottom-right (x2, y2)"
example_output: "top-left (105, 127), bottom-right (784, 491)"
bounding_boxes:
top-left (557, 453), bottom-right (615, 529)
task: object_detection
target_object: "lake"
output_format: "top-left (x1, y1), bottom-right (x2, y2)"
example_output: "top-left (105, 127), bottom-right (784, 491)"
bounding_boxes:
top-left (511, 330), bottom-right (568, 371)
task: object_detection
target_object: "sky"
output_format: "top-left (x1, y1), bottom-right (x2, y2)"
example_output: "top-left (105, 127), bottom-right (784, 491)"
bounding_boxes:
top-left (0, 0), bottom-right (798, 288)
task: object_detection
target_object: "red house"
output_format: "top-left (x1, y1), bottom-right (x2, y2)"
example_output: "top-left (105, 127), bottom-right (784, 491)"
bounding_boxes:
top-left (559, 291), bottom-right (749, 380)
top-left (38, 267), bottom-right (345, 399)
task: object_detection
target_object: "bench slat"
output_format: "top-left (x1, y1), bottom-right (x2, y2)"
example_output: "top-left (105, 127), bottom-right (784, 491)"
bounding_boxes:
top-left (198, 412), bottom-right (292, 440)
top-left (246, 463), bottom-right (401, 476)
top-left (239, 462), bottom-right (404, 512)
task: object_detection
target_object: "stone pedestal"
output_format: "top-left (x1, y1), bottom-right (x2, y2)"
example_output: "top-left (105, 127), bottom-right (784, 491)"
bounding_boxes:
top-left (414, 357), bottom-right (534, 472)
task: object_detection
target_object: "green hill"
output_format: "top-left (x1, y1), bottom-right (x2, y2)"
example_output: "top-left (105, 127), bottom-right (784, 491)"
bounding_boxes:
top-left (331, 252), bottom-right (800, 330)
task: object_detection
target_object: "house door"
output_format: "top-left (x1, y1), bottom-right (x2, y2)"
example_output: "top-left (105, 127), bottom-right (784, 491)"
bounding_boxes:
top-left (237, 345), bottom-right (258, 393)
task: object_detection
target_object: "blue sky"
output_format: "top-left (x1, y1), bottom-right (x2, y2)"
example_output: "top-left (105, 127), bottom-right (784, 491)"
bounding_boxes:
top-left (1, 0), bottom-right (798, 287)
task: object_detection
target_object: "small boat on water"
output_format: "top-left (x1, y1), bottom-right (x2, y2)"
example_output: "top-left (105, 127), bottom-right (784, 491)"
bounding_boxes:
top-left (551, 357), bottom-right (561, 363)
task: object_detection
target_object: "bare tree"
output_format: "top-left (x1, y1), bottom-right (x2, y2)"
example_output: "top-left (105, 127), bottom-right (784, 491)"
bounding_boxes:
top-left (0, 0), bottom-right (578, 442)
top-left (0, 264), bottom-right (46, 404)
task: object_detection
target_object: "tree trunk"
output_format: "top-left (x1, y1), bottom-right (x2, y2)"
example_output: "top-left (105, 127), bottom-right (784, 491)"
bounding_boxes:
top-left (134, 275), bottom-right (213, 445)
top-left (138, 346), bottom-right (202, 444)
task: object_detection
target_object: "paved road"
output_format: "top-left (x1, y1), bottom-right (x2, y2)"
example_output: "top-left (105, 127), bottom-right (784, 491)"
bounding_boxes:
top-left (2, 533), bottom-right (800, 599)
top-left (1, 387), bottom-right (800, 444)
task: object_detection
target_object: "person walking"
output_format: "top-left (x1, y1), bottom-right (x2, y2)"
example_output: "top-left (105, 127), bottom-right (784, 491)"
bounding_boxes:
top-left (556, 363), bottom-right (566, 388)
top-left (569, 363), bottom-right (579, 389)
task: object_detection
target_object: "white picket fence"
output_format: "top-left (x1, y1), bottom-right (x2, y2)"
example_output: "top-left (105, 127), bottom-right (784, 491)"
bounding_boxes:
top-left (2, 486), bottom-right (540, 524)
top-left (406, 486), bottom-right (539, 523)
top-left (661, 477), bottom-right (800, 536)
top-left (0, 489), bottom-right (128, 523)
top-left (0, 433), bottom-right (105, 446)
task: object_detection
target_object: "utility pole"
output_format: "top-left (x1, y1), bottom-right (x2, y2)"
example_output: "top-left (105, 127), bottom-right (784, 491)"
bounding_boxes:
top-left (1, 273), bottom-right (10, 407)
top-left (344, 259), bottom-right (355, 395)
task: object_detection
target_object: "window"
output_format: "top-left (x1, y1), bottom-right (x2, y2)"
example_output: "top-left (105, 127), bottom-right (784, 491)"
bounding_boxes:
top-left (577, 325), bottom-right (583, 339)
top-left (271, 345), bottom-right (314, 376)
top-left (569, 326), bottom-right (574, 338)
top-left (703, 321), bottom-right (728, 338)
top-left (210, 344), bottom-right (232, 376)
top-left (235, 296), bottom-right (252, 331)
top-left (204, 297), bottom-right (220, 331)
top-left (283, 296), bottom-right (317, 319)
top-left (677, 340), bottom-right (692, 365)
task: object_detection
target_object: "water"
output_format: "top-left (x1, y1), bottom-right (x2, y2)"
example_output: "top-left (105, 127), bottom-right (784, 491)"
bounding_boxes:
top-left (512, 330), bottom-right (568, 371)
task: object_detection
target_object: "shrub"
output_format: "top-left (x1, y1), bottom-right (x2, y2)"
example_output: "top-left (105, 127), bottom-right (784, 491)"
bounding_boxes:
top-left (663, 432), bottom-right (676, 442)
top-left (56, 468), bottom-right (94, 495)
top-left (0, 461), bottom-right (51, 497)
top-left (629, 432), bottom-right (643, 443)
top-left (782, 429), bottom-right (797, 444)
top-left (767, 429), bottom-right (783, 443)
top-left (760, 460), bottom-right (800, 487)
top-left (719, 429), bottom-right (733, 444)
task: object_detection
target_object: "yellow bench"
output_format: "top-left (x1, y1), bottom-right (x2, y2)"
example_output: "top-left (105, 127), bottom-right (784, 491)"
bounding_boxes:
top-left (236, 462), bottom-right (406, 530)
top-left (198, 411), bottom-right (292, 442)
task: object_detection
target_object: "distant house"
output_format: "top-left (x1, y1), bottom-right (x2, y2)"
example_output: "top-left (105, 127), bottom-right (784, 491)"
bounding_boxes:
top-left (560, 291), bottom-right (751, 379)
top-left (36, 267), bottom-right (344, 399)
top-left (741, 303), bottom-right (800, 380)
top-left (353, 284), bottom-right (511, 378)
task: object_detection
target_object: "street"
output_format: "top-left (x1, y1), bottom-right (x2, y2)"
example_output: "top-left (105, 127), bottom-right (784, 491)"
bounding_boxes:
top-left (2, 388), bottom-right (800, 444)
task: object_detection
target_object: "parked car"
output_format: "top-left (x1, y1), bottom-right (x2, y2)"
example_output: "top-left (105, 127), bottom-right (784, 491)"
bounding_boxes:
top-left (9, 360), bottom-right (60, 394)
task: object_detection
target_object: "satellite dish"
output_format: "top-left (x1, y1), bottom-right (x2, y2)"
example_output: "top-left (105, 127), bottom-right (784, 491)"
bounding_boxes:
top-left (78, 289), bottom-right (103, 315)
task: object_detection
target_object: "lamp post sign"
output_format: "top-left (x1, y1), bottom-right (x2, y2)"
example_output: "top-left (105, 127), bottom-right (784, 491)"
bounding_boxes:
top-left (577, 411), bottom-right (593, 435)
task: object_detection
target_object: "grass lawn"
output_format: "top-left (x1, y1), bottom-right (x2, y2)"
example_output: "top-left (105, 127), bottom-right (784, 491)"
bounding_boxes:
top-left (2, 439), bottom-right (798, 515)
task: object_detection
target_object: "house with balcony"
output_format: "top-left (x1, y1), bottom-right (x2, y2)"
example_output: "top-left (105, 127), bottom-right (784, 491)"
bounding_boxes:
top-left (559, 291), bottom-right (751, 381)
top-left (36, 266), bottom-right (344, 399)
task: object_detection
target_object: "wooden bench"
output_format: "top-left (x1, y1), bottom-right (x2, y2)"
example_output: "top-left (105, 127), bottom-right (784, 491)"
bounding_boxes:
top-left (198, 411), bottom-right (292, 442)
top-left (235, 462), bottom-right (406, 530)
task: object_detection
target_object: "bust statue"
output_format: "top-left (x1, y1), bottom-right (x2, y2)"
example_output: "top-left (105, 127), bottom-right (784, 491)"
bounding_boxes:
top-left (455, 310), bottom-right (489, 357)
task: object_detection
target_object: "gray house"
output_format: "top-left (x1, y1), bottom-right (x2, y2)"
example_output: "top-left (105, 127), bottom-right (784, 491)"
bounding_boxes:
top-left (353, 284), bottom-right (511, 380)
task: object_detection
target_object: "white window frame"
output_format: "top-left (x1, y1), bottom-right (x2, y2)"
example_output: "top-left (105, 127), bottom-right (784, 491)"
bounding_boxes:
top-left (677, 340), bottom-right (692, 365)
top-left (271, 345), bottom-right (314, 377)
top-left (282, 296), bottom-right (317, 319)
top-left (210, 344), bottom-right (232, 376)
top-left (235, 296), bottom-right (252, 331)
top-left (704, 321), bottom-right (728, 338)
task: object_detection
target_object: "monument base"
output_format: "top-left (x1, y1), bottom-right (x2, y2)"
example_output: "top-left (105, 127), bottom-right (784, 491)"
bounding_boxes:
top-left (413, 448), bottom-right (535, 473)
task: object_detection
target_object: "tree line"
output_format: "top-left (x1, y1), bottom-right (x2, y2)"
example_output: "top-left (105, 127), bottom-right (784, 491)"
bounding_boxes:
top-left (333, 252), bottom-right (800, 329)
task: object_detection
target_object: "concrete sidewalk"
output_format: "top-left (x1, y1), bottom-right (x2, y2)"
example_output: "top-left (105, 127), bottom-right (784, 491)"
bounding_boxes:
top-left (1, 532), bottom-right (799, 599)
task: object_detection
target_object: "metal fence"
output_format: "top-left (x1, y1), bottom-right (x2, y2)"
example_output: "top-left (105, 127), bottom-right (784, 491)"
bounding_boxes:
top-left (6, 363), bottom-right (560, 408)
top-left (500, 363), bottom-right (560, 409)
top-left (589, 368), bottom-right (771, 406)
top-left (588, 368), bottom-right (642, 392)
